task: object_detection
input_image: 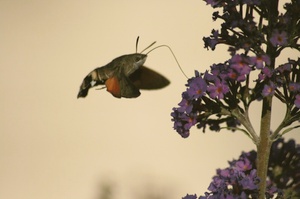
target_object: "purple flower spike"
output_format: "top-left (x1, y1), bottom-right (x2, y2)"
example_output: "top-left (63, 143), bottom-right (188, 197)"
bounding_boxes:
top-left (230, 54), bottom-right (252, 76)
top-left (289, 83), bottom-right (300, 93)
top-left (294, 95), bottom-right (300, 108)
top-left (270, 30), bottom-right (288, 47)
top-left (235, 158), bottom-right (252, 171)
top-left (182, 194), bottom-right (198, 199)
top-left (250, 55), bottom-right (271, 69)
top-left (172, 0), bottom-right (300, 197)
top-left (239, 170), bottom-right (259, 191)
top-left (207, 80), bottom-right (229, 99)
top-left (262, 81), bottom-right (276, 97)
top-left (187, 76), bottom-right (207, 99)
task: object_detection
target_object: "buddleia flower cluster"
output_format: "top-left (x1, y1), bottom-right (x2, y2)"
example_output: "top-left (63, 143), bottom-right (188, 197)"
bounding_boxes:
top-left (171, 0), bottom-right (300, 141)
top-left (171, 57), bottom-right (300, 138)
top-left (182, 138), bottom-right (300, 199)
top-left (171, 0), bottom-right (300, 198)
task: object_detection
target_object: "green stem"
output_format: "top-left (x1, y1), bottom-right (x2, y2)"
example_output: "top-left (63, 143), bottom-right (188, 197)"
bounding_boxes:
top-left (257, 96), bottom-right (273, 199)
top-left (257, 0), bottom-right (278, 197)
top-left (231, 107), bottom-right (259, 144)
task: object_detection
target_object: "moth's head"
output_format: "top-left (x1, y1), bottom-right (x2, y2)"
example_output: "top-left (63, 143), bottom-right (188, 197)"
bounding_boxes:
top-left (121, 53), bottom-right (147, 76)
top-left (132, 53), bottom-right (147, 67)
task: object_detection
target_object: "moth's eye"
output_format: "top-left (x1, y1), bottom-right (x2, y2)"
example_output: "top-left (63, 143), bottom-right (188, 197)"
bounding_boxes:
top-left (135, 56), bottom-right (141, 62)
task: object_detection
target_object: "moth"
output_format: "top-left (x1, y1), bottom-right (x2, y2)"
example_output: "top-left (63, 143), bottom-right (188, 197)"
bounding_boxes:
top-left (77, 37), bottom-right (170, 98)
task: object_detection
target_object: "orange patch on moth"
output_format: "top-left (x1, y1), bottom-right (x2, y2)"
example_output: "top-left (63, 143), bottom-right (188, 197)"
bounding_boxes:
top-left (105, 77), bottom-right (121, 98)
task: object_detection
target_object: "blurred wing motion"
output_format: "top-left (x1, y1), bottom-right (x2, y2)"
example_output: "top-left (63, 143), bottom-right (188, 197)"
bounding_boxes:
top-left (130, 66), bottom-right (170, 90)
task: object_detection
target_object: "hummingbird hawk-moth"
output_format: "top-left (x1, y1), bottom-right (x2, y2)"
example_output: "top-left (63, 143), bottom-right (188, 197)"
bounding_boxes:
top-left (77, 37), bottom-right (170, 98)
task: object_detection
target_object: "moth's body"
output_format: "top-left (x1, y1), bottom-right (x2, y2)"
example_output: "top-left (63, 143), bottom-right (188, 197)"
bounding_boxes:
top-left (89, 53), bottom-right (147, 82)
top-left (77, 53), bottom-right (169, 98)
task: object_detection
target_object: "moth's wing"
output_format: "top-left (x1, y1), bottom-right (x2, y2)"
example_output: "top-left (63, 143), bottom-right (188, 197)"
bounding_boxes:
top-left (77, 66), bottom-right (112, 98)
top-left (120, 74), bottom-right (141, 98)
top-left (105, 72), bottom-right (140, 98)
top-left (129, 66), bottom-right (170, 90)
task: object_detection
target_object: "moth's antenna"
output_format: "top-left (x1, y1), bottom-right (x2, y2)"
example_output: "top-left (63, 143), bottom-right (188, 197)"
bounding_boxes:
top-left (146, 45), bottom-right (189, 79)
top-left (135, 36), bottom-right (140, 53)
top-left (136, 37), bottom-right (188, 79)
top-left (135, 36), bottom-right (157, 54)
top-left (140, 41), bottom-right (157, 54)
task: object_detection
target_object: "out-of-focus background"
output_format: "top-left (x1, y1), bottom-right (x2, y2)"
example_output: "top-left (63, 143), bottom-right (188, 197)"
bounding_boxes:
top-left (1, 1), bottom-right (299, 199)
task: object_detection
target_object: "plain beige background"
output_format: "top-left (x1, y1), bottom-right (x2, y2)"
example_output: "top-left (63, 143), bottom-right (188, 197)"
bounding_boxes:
top-left (1, 1), bottom-right (299, 199)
